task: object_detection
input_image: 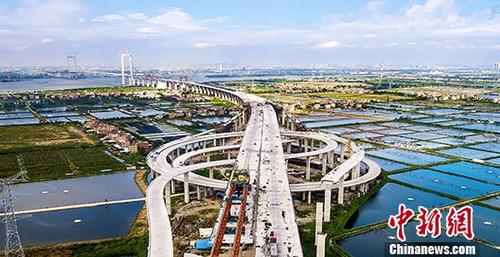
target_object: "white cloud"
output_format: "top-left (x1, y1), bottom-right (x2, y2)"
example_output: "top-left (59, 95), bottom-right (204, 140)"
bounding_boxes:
top-left (0, 0), bottom-right (499, 66)
top-left (193, 42), bottom-right (217, 48)
top-left (135, 27), bottom-right (159, 34)
top-left (365, 0), bottom-right (387, 13)
top-left (127, 13), bottom-right (148, 20)
top-left (314, 41), bottom-right (342, 49)
top-left (41, 38), bottom-right (53, 43)
top-left (405, 0), bottom-right (458, 21)
top-left (92, 14), bottom-right (126, 23)
top-left (146, 8), bottom-right (206, 31)
top-left (0, 0), bottom-right (82, 26)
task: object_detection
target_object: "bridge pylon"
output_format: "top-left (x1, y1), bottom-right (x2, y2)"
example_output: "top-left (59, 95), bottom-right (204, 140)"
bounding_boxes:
top-left (120, 52), bottom-right (133, 86)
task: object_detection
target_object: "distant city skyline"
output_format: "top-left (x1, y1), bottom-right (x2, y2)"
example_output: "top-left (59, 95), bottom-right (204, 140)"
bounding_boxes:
top-left (0, 0), bottom-right (499, 67)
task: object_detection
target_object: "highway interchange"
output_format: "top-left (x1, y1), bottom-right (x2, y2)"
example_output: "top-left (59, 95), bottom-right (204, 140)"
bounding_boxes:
top-left (142, 79), bottom-right (381, 257)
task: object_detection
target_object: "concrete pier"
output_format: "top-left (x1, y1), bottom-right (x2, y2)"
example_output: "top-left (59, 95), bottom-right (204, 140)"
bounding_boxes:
top-left (306, 156), bottom-right (311, 180)
top-left (316, 233), bottom-right (327, 257)
top-left (315, 202), bottom-right (323, 245)
top-left (338, 176), bottom-right (344, 205)
top-left (324, 182), bottom-right (332, 222)
top-left (184, 173), bottom-right (190, 203)
top-left (165, 182), bottom-right (172, 215)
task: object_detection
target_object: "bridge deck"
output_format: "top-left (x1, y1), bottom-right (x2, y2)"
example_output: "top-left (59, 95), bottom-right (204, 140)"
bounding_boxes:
top-left (253, 104), bottom-right (303, 257)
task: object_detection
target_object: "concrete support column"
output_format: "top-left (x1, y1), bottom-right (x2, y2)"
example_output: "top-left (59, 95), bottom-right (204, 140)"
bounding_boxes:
top-left (165, 182), bottom-right (172, 215)
top-left (196, 186), bottom-right (201, 200)
top-left (328, 151), bottom-right (334, 165)
top-left (176, 148), bottom-right (180, 157)
top-left (352, 163), bottom-right (360, 179)
top-left (184, 173), bottom-right (190, 203)
top-left (315, 202), bottom-right (323, 245)
top-left (302, 192), bottom-right (306, 201)
top-left (171, 180), bottom-right (176, 194)
top-left (324, 182), bottom-right (332, 222)
top-left (207, 154), bottom-right (210, 162)
top-left (340, 144), bottom-right (345, 163)
top-left (321, 154), bottom-right (327, 175)
top-left (304, 138), bottom-right (308, 152)
top-left (287, 142), bottom-right (292, 154)
top-left (316, 234), bottom-right (327, 257)
top-left (338, 177), bottom-right (344, 205)
top-left (308, 191), bottom-right (312, 204)
top-left (203, 140), bottom-right (207, 149)
top-left (306, 156), bottom-right (311, 181)
top-left (209, 169), bottom-right (214, 179)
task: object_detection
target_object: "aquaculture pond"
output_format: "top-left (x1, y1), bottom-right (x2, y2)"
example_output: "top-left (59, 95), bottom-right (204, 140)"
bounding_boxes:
top-left (486, 157), bottom-right (500, 165)
top-left (90, 110), bottom-right (132, 119)
top-left (346, 183), bottom-right (454, 228)
top-left (344, 132), bottom-right (382, 140)
top-left (414, 141), bottom-right (448, 149)
top-left (402, 132), bottom-right (446, 140)
top-left (445, 205), bottom-right (499, 245)
top-left (9, 172), bottom-right (144, 212)
top-left (481, 196), bottom-right (500, 208)
top-left (369, 157), bottom-right (409, 172)
top-left (379, 129), bottom-right (412, 136)
top-left (438, 147), bottom-right (498, 160)
top-left (389, 169), bottom-right (500, 199)
top-left (431, 161), bottom-right (500, 185)
top-left (303, 118), bottom-right (371, 128)
top-left (0, 202), bottom-right (143, 247)
top-left (339, 222), bottom-right (499, 257)
top-left (458, 123), bottom-right (500, 133)
top-left (468, 142), bottom-right (500, 154)
top-left (433, 137), bottom-right (471, 146)
top-left (368, 148), bottom-right (447, 165)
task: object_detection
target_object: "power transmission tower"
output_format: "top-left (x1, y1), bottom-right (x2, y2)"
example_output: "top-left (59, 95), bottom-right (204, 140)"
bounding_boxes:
top-left (1, 169), bottom-right (26, 257)
top-left (66, 53), bottom-right (78, 73)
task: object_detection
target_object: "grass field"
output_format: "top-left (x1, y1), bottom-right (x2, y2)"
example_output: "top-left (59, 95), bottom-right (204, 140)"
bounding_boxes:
top-left (0, 147), bottom-right (127, 181)
top-left (0, 124), bottom-right (126, 181)
top-left (307, 91), bottom-right (412, 101)
top-left (256, 91), bottom-right (411, 106)
top-left (0, 124), bottom-right (97, 153)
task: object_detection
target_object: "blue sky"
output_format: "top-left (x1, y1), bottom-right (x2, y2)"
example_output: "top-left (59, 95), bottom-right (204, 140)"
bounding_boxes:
top-left (0, 0), bottom-right (499, 67)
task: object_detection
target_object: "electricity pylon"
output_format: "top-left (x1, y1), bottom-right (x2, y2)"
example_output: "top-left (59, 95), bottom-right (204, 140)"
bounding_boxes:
top-left (1, 168), bottom-right (26, 257)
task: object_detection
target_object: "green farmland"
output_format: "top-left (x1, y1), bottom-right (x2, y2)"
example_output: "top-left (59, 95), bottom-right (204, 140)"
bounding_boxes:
top-left (0, 147), bottom-right (127, 181)
top-left (0, 124), bottom-right (127, 181)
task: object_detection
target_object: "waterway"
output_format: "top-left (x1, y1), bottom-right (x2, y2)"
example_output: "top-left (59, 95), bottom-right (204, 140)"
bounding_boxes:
top-left (0, 74), bottom-right (310, 93)
top-left (0, 202), bottom-right (143, 247)
top-left (1, 172), bottom-right (144, 247)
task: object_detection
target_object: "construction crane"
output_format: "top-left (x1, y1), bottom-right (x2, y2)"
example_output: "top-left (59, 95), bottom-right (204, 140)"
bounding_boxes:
top-left (1, 167), bottom-right (26, 257)
top-left (211, 168), bottom-right (250, 257)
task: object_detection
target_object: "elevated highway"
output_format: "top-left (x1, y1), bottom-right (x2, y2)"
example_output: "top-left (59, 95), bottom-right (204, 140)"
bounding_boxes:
top-left (141, 78), bottom-right (380, 257)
